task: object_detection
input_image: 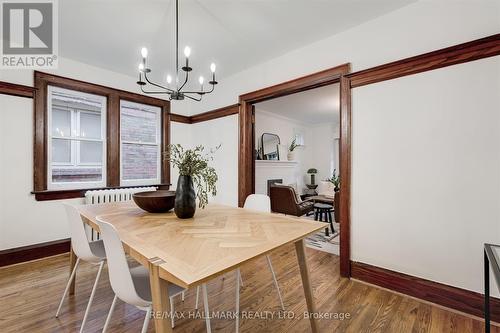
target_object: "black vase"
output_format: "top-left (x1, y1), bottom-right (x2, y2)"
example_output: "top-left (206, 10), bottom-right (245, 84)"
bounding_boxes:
top-left (174, 175), bottom-right (196, 219)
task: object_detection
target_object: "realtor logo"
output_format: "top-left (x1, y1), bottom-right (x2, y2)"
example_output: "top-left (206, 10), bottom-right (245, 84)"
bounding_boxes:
top-left (1, 0), bottom-right (58, 68)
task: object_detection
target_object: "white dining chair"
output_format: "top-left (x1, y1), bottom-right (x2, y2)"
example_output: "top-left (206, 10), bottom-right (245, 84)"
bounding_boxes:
top-left (243, 194), bottom-right (285, 311)
top-left (97, 218), bottom-right (209, 332)
top-left (55, 204), bottom-right (107, 333)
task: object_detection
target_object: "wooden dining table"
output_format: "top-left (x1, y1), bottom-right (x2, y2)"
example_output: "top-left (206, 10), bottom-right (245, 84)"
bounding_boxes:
top-left (74, 201), bottom-right (326, 333)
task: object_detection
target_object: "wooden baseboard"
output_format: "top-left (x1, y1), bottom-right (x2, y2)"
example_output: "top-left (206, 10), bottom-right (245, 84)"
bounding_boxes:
top-left (0, 238), bottom-right (70, 267)
top-left (351, 261), bottom-right (500, 323)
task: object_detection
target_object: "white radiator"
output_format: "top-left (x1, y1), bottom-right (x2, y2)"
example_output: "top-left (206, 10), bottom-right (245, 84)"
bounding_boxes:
top-left (84, 187), bottom-right (157, 239)
top-left (85, 186), bottom-right (157, 204)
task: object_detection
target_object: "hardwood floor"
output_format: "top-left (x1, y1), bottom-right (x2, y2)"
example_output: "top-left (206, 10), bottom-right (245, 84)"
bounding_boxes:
top-left (0, 244), bottom-right (495, 333)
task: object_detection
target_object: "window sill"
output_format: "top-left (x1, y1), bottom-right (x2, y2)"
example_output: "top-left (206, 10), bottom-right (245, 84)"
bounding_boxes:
top-left (31, 183), bottom-right (171, 201)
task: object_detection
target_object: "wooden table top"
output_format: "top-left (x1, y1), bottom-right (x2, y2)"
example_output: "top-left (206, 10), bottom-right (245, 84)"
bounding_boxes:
top-left (77, 202), bottom-right (325, 288)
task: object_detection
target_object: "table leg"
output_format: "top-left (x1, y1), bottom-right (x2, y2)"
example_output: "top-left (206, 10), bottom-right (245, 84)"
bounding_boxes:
top-left (69, 246), bottom-right (77, 295)
top-left (149, 258), bottom-right (173, 333)
top-left (328, 211), bottom-right (335, 234)
top-left (485, 250), bottom-right (490, 333)
top-left (295, 239), bottom-right (318, 333)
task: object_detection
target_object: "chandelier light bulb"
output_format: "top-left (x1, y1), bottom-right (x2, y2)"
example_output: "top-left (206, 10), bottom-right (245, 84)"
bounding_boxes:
top-left (199, 76), bottom-right (204, 85)
top-left (138, 63), bottom-right (145, 72)
top-left (184, 46), bottom-right (191, 58)
top-left (141, 47), bottom-right (148, 58)
top-left (210, 63), bottom-right (216, 73)
top-left (166, 74), bottom-right (172, 84)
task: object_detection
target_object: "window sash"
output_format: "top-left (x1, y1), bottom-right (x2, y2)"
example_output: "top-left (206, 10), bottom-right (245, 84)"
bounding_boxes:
top-left (47, 86), bottom-right (107, 190)
top-left (119, 100), bottom-right (161, 186)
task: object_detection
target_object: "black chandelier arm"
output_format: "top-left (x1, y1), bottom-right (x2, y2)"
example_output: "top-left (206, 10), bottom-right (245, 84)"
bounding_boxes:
top-left (140, 85), bottom-right (172, 95)
top-left (183, 83), bottom-right (215, 95)
top-left (178, 69), bottom-right (190, 92)
top-left (184, 93), bottom-right (202, 102)
top-left (144, 71), bottom-right (175, 92)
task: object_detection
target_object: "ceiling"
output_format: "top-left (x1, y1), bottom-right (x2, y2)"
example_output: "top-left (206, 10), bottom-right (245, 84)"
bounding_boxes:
top-left (59, 0), bottom-right (415, 86)
top-left (255, 83), bottom-right (339, 124)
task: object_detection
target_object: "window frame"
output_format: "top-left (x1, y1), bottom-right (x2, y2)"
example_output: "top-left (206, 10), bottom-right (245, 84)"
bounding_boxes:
top-left (33, 71), bottom-right (171, 201)
top-left (47, 85), bottom-right (107, 190)
top-left (119, 99), bottom-right (162, 186)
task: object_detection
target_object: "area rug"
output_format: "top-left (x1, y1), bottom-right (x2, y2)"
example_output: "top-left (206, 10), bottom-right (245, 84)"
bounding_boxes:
top-left (304, 219), bottom-right (340, 255)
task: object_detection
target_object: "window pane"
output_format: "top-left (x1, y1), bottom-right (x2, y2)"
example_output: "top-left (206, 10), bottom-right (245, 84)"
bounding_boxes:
top-left (80, 141), bottom-right (102, 164)
top-left (52, 108), bottom-right (71, 137)
top-left (48, 86), bottom-right (107, 188)
top-left (121, 101), bottom-right (159, 143)
top-left (122, 143), bottom-right (158, 180)
top-left (52, 167), bottom-right (102, 183)
top-left (52, 139), bottom-right (71, 163)
top-left (80, 112), bottom-right (101, 139)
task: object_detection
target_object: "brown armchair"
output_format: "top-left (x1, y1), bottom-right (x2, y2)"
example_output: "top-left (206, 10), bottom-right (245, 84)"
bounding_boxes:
top-left (269, 185), bottom-right (314, 217)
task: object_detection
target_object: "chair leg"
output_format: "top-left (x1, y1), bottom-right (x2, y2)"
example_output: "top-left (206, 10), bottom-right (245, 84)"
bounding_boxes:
top-left (182, 291), bottom-right (185, 301)
top-left (55, 258), bottom-right (81, 317)
top-left (141, 306), bottom-right (151, 333)
top-left (80, 261), bottom-right (105, 333)
top-left (202, 283), bottom-right (212, 333)
top-left (238, 268), bottom-right (243, 287)
top-left (314, 210), bottom-right (318, 221)
top-left (102, 294), bottom-right (118, 333)
top-left (266, 255), bottom-right (285, 310)
top-left (170, 296), bottom-right (175, 328)
top-left (235, 269), bottom-right (240, 333)
top-left (195, 285), bottom-right (200, 309)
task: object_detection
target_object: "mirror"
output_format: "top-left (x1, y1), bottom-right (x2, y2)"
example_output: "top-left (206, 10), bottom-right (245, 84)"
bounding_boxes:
top-left (261, 133), bottom-right (280, 160)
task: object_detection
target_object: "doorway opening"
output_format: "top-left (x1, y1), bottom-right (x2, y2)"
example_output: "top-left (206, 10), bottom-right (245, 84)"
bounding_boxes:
top-left (254, 84), bottom-right (341, 254)
top-left (238, 63), bottom-right (352, 277)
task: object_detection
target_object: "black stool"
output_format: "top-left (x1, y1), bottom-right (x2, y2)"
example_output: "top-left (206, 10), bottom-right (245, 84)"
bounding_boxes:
top-left (313, 203), bottom-right (335, 236)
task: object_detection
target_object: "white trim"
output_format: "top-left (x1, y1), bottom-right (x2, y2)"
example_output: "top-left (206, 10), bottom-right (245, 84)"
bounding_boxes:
top-left (255, 160), bottom-right (298, 168)
top-left (119, 100), bottom-right (161, 186)
top-left (47, 86), bottom-right (107, 190)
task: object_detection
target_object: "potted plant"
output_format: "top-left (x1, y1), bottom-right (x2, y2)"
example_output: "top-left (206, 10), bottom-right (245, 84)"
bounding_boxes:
top-left (326, 169), bottom-right (340, 192)
top-left (287, 137), bottom-right (299, 161)
top-left (165, 144), bottom-right (219, 219)
top-left (307, 168), bottom-right (318, 186)
top-left (326, 169), bottom-right (340, 223)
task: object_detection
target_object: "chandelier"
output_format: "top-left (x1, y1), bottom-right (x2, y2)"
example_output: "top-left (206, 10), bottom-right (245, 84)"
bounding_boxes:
top-left (136, 0), bottom-right (217, 101)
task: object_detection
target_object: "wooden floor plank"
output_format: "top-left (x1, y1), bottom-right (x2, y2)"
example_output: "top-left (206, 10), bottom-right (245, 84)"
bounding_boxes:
top-left (0, 244), bottom-right (497, 332)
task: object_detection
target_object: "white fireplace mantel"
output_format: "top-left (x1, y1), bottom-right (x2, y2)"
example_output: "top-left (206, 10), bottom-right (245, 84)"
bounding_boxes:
top-left (255, 160), bottom-right (298, 167)
top-left (255, 160), bottom-right (299, 195)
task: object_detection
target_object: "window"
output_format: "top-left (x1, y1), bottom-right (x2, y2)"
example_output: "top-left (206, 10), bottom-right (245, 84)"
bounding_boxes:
top-left (120, 100), bottom-right (161, 186)
top-left (33, 72), bottom-right (170, 201)
top-left (47, 86), bottom-right (106, 189)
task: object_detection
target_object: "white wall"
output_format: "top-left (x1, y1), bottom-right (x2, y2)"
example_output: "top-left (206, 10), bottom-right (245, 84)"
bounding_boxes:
top-left (189, 115), bottom-right (239, 207)
top-left (255, 110), bottom-right (309, 190)
top-left (0, 95), bottom-right (82, 249)
top-left (0, 57), bottom-right (191, 250)
top-left (309, 123), bottom-right (339, 182)
top-left (169, 122), bottom-right (192, 190)
top-left (254, 110), bottom-right (339, 191)
top-left (352, 56), bottom-right (500, 294)
top-left (187, 0), bottom-right (500, 115)
top-left (178, 0), bottom-right (500, 295)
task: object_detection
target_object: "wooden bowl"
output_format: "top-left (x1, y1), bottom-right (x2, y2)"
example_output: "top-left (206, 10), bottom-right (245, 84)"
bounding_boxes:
top-left (133, 190), bottom-right (176, 213)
